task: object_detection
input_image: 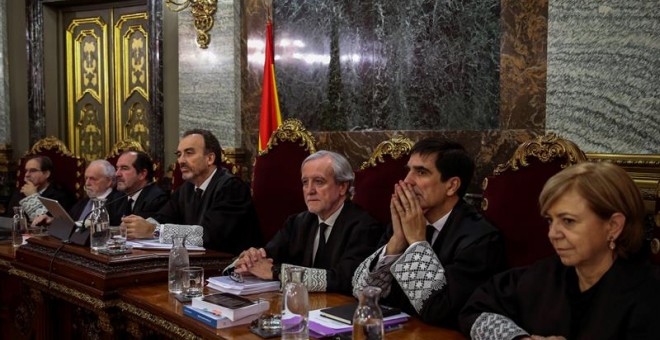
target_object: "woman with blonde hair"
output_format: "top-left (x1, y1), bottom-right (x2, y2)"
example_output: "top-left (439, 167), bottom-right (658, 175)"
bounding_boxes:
top-left (460, 162), bottom-right (660, 340)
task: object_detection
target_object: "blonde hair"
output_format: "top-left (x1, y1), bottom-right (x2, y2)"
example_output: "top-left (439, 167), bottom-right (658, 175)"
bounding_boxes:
top-left (539, 162), bottom-right (646, 259)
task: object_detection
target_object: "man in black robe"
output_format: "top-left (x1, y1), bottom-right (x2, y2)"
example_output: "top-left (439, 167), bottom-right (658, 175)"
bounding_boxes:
top-left (7, 155), bottom-right (74, 220)
top-left (230, 151), bottom-right (383, 295)
top-left (122, 129), bottom-right (261, 254)
top-left (115, 150), bottom-right (168, 219)
top-left (352, 138), bottom-right (505, 328)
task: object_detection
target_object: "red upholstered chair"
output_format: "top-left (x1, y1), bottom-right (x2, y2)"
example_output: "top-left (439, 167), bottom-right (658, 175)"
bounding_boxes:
top-left (170, 149), bottom-right (241, 192)
top-left (647, 182), bottom-right (660, 264)
top-left (17, 136), bottom-right (86, 199)
top-left (252, 118), bottom-right (316, 243)
top-left (481, 133), bottom-right (587, 268)
top-left (353, 135), bottom-right (414, 225)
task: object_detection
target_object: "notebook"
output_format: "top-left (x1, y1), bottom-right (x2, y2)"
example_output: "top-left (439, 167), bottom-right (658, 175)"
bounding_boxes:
top-left (320, 303), bottom-right (401, 325)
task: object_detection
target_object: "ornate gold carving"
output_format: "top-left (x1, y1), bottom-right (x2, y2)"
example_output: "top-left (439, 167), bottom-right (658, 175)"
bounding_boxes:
top-left (9, 267), bottom-right (112, 310)
top-left (165, 0), bottom-right (218, 49)
top-left (260, 118), bottom-right (317, 156)
top-left (125, 103), bottom-right (150, 150)
top-left (586, 153), bottom-right (660, 214)
top-left (118, 302), bottom-right (201, 339)
top-left (78, 103), bottom-right (105, 161)
top-left (493, 133), bottom-right (587, 175)
top-left (106, 138), bottom-right (145, 159)
top-left (359, 135), bottom-right (414, 170)
top-left (29, 136), bottom-right (74, 155)
top-left (67, 16), bottom-right (110, 160)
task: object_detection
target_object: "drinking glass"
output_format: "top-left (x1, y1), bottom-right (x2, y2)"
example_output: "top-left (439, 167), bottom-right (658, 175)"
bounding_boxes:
top-left (181, 266), bottom-right (204, 298)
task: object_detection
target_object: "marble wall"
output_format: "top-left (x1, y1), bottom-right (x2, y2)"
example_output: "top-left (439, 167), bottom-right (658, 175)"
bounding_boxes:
top-left (272, 0), bottom-right (500, 132)
top-left (0, 0), bottom-right (9, 145)
top-left (241, 0), bottom-right (548, 194)
top-left (547, 1), bottom-right (660, 154)
top-left (177, 0), bottom-right (242, 148)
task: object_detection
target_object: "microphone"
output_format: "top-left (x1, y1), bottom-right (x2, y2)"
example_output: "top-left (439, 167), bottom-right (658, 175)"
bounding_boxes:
top-left (76, 181), bottom-right (156, 232)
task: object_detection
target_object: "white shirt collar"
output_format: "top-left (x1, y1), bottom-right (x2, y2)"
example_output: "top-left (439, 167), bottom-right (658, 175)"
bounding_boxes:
top-left (429, 209), bottom-right (452, 234)
top-left (196, 168), bottom-right (217, 193)
top-left (317, 202), bottom-right (345, 228)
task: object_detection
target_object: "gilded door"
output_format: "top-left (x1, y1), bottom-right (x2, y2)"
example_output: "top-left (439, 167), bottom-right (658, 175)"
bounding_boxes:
top-left (63, 4), bottom-right (151, 162)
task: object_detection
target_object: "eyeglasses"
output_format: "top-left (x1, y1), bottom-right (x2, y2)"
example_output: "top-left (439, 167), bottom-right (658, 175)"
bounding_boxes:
top-left (25, 168), bottom-right (43, 174)
top-left (230, 271), bottom-right (244, 283)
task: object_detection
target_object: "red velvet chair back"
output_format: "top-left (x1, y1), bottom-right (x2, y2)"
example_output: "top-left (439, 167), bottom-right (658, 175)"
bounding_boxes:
top-left (170, 149), bottom-right (241, 192)
top-left (17, 136), bottom-right (86, 199)
top-left (353, 136), bottom-right (413, 225)
top-left (481, 133), bottom-right (587, 268)
top-left (251, 118), bottom-right (316, 243)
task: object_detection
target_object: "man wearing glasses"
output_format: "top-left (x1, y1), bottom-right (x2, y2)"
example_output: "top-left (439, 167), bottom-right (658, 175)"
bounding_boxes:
top-left (5, 155), bottom-right (75, 221)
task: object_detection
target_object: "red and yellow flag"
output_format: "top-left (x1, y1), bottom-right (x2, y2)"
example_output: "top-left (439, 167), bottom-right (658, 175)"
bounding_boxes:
top-left (258, 20), bottom-right (282, 152)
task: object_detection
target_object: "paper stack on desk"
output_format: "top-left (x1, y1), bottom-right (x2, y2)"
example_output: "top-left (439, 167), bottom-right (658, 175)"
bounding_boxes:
top-left (206, 275), bottom-right (280, 295)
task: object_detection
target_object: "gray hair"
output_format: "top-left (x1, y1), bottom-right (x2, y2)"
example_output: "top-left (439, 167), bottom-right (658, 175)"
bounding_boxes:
top-left (89, 159), bottom-right (117, 185)
top-left (301, 150), bottom-right (355, 197)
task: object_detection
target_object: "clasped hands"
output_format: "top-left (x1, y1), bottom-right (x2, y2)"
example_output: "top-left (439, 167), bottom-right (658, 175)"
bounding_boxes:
top-left (234, 247), bottom-right (274, 280)
top-left (386, 181), bottom-right (428, 255)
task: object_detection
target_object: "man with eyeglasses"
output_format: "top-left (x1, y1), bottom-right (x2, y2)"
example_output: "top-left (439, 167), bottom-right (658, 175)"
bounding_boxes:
top-left (5, 155), bottom-right (75, 221)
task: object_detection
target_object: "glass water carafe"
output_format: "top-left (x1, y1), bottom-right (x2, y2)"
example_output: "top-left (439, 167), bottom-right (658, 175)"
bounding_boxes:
top-left (352, 286), bottom-right (384, 340)
top-left (12, 206), bottom-right (26, 247)
top-left (282, 267), bottom-right (309, 340)
top-left (168, 234), bottom-right (189, 294)
top-left (89, 198), bottom-right (110, 252)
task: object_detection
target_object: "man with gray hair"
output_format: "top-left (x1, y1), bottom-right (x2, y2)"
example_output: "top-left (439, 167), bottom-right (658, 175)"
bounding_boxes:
top-left (230, 150), bottom-right (383, 295)
top-left (68, 159), bottom-right (125, 225)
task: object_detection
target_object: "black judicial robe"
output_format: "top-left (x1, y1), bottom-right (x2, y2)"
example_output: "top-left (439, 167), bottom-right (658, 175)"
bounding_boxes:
top-left (117, 183), bottom-right (169, 220)
top-left (353, 199), bottom-right (506, 328)
top-left (4, 184), bottom-right (75, 217)
top-left (460, 256), bottom-right (660, 339)
top-left (265, 201), bottom-right (383, 295)
top-left (154, 168), bottom-right (261, 254)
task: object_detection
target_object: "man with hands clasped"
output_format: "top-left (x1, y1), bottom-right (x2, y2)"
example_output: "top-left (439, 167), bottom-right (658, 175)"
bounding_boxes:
top-left (228, 151), bottom-right (382, 295)
top-left (352, 138), bottom-right (506, 328)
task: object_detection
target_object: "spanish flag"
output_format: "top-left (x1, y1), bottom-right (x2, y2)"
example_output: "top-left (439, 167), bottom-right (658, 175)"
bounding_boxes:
top-left (258, 20), bottom-right (282, 152)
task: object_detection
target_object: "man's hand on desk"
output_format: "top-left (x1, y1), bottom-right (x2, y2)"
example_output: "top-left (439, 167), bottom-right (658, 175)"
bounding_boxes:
top-left (235, 247), bottom-right (274, 279)
top-left (31, 214), bottom-right (53, 227)
top-left (122, 215), bottom-right (156, 239)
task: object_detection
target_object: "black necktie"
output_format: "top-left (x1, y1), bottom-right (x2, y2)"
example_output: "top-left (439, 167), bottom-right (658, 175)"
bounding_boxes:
top-left (314, 223), bottom-right (329, 268)
top-left (426, 224), bottom-right (436, 245)
top-left (125, 198), bottom-right (134, 216)
top-left (191, 188), bottom-right (203, 219)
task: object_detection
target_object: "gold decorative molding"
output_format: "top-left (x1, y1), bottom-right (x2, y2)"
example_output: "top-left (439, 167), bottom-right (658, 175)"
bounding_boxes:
top-left (359, 135), bottom-right (414, 170)
top-left (493, 133), bottom-right (587, 175)
top-left (0, 143), bottom-right (12, 172)
top-left (165, 0), bottom-right (217, 49)
top-left (586, 152), bottom-right (660, 215)
top-left (260, 118), bottom-right (317, 156)
top-left (106, 138), bottom-right (145, 159)
top-left (29, 136), bottom-right (74, 156)
top-left (118, 301), bottom-right (201, 339)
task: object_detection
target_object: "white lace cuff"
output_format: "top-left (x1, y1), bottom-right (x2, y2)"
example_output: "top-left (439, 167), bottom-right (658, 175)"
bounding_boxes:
top-left (281, 263), bottom-right (327, 292)
top-left (391, 242), bottom-right (446, 313)
top-left (470, 312), bottom-right (529, 340)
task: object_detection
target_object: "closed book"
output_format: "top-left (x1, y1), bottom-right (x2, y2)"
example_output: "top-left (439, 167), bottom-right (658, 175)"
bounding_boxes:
top-left (320, 303), bottom-right (401, 325)
top-left (183, 305), bottom-right (262, 329)
top-left (191, 293), bottom-right (269, 321)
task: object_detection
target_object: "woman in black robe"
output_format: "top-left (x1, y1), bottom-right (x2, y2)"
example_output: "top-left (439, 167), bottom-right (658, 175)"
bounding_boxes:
top-left (460, 162), bottom-right (660, 340)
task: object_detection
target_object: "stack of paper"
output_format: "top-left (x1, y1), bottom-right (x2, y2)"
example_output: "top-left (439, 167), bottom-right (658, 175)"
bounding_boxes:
top-left (191, 294), bottom-right (270, 321)
top-left (308, 309), bottom-right (409, 338)
top-left (206, 276), bottom-right (280, 295)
